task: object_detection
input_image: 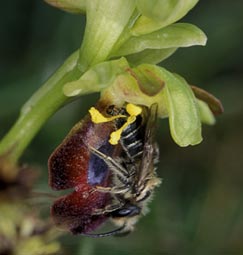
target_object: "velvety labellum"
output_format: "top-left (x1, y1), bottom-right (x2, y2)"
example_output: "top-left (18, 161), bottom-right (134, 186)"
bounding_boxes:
top-left (48, 103), bottom-right (116, 234)
top-left (88, 141), bottom-right (113, 185)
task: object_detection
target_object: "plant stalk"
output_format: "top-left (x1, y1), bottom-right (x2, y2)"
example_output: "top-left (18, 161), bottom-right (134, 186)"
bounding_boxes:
top-left (0, 51), bottom-right (81, 178)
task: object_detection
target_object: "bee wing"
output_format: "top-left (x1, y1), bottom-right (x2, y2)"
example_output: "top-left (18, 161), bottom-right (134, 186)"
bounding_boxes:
top-left (137, 103), bottom-right (158, 186)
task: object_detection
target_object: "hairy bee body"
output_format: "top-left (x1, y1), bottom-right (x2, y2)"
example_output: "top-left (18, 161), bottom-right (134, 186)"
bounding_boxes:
top-left (49, 103), bottom-right (161, 237)
top-left (88, 103), bottom-right (161, 236)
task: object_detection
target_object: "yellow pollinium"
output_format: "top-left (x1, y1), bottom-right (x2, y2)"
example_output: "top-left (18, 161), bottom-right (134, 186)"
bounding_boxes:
top-left (89, 103), bottom-right (142, 145)
top-left (126, 103), bottom-right (142, 116)
top-left (89, 107), bottom-right (125, 123)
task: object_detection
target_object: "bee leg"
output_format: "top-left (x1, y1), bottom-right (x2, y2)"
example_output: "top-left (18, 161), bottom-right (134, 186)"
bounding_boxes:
top-left (94, 185), bottom-right (129, 194)
top-left (92, 199), bottom-right (124, 215)
top-left (88, 146), bottom-right (129, 178)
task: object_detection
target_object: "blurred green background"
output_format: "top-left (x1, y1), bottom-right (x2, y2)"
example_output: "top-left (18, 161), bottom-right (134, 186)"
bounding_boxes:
top-left (1, 1), bottom-right (243, 254)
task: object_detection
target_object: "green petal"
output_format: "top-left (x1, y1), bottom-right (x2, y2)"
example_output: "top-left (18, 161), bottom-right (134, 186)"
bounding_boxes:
top-left (126, 48), bottom-right (177, 66)
top-left (44, 0), bottom-right (86, 13)
top-left (197, 99), bottom-right (216, 125)
top-left (63, 58), bottom-right (129, 96)
top-left (133, 0), bottom-right (198, 35)
top-left (113, 23), bottom-right (206, 57)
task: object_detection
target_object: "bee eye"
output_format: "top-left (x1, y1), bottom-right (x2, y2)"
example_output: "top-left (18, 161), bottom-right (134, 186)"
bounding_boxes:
top-left (111, 204), bottom-right (141, 217)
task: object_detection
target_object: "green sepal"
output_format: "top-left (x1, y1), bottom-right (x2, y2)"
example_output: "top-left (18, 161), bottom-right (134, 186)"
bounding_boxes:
top-left (133, 0), bottom-right (198, 35)
top-left (78, 0), bottom-right (136, 71)
top-left (63, 58), bottom-right (129, 96)
top-left (112, 23), bottom-right (207, 57)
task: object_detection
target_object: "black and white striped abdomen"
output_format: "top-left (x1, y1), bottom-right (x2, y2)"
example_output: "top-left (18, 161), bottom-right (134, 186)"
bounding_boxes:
top-left (120, 115), bottom-right (145, 160)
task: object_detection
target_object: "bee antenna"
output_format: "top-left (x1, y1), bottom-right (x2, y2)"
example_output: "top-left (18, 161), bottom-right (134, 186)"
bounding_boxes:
top-left (79, 225), bottom-right (126, 238)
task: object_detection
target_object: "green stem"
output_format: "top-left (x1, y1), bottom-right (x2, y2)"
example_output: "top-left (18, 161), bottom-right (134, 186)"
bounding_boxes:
top-left (0, 50), bottom-right (81, 167)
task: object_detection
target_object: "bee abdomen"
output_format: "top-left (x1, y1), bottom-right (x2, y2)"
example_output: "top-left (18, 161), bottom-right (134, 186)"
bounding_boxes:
top-left (120, 116), bottom-right (144, 160)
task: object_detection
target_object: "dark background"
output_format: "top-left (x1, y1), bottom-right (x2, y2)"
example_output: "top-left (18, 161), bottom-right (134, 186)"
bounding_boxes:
top-left (0, 1), bottom-right (243, 254)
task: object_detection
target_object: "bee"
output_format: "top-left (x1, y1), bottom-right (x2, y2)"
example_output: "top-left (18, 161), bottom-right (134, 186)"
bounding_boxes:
top-left (87, 103), bottom-right (161, 237)
top-left (49, 102), bottom-right (161, 237)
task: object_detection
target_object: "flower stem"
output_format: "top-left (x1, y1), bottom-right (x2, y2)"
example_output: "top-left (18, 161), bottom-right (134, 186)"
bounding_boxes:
top-left (0, 51), bottom-right (81, 174)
